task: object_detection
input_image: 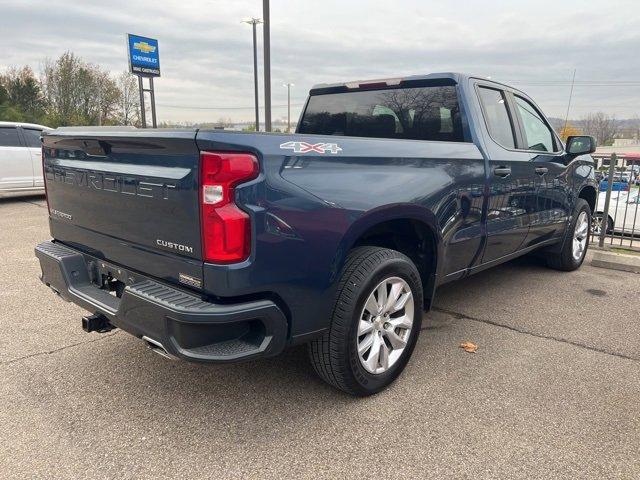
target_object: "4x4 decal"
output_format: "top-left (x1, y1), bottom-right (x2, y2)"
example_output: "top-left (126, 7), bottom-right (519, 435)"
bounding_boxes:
top-left (280, 141), bottom-right (342, 155)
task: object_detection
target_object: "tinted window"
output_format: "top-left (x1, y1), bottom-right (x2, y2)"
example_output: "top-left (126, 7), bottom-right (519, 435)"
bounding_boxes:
top-left (478, 87), bottom-right (515, 148)
top-left (0, 127), bottom-right (22, 147)
top-left (22, 128), bottom-right (43, 148)
top-left (515, 96), bottom-right (555, 152)
top-left (299, 86), bottom-right (466, 142)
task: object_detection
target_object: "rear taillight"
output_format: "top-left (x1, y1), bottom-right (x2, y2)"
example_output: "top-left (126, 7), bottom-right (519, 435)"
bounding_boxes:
top-left (200, 151), bottom-right (259, 264)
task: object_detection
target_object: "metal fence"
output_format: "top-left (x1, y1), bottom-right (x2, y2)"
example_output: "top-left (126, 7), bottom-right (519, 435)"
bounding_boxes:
top-left (591, 153), bottom-right (640, 249)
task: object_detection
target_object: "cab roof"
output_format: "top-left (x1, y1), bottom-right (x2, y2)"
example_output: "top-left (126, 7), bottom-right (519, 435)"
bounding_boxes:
top-left (309, 72), bottom-right (515, 95)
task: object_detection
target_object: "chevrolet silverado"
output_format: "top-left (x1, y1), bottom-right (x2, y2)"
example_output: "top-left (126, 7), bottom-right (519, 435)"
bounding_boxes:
top-left (36, 73), bottom-right (598, 395)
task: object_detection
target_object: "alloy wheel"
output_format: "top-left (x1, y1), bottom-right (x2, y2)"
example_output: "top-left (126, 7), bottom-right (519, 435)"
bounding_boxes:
top-left (573, 211), bottom-right (589, 261)
top-left (356, 277), bottom-right (414, 375)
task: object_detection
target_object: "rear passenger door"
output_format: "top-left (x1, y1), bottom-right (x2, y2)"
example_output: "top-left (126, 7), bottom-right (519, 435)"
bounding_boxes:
top-left (20, 127), bottom-right (44, 187)
top-left (476, 85), bottom-right (539, 263)
top-left (0, 126), bottom-right (33, 189)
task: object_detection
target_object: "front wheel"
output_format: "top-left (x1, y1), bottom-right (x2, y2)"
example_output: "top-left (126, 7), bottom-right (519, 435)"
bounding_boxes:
top-left (546, 198), bottom-right (591, 271)
top-left (592, 213), bottom-right (613, 236)
top-left (308, 247), bottom-right (423, 396)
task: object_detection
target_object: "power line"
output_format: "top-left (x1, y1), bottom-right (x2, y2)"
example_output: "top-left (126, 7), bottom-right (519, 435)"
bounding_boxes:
top-left (507, 81), bottom-right (640, 87)
top-left (157, 102), bottom-right (305, 110)
top-left (505, 77), bottom-right (640, 82)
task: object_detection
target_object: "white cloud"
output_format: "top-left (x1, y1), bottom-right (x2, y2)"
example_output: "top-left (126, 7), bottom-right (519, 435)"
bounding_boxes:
top-left (1, 0), bottom-right (639, 123)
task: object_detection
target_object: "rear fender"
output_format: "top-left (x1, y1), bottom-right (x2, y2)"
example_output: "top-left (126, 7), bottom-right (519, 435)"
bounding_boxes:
top-left (333, 204), bottom-right (443, 303)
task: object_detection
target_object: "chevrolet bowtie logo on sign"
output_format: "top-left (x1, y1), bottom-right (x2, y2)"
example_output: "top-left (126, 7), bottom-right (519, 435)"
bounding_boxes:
top-left (127, 33), bottom-right (160, 77)
top-left (280, 141), bottom-right (343, 155)
top-left (133, 41), bottom-right (156, 54)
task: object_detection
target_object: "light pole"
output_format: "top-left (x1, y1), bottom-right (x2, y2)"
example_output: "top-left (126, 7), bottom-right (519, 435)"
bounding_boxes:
top-left (263, 0), bottom-right (272, 132)
top-left (242, 18), bottom-right (262, 132)
top-left (283, 83), bottom-right (294, 132)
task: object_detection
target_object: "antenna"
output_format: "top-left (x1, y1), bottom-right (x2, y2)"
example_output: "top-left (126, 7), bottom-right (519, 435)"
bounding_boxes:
top-left (563, 69), bottom-right (576, 136)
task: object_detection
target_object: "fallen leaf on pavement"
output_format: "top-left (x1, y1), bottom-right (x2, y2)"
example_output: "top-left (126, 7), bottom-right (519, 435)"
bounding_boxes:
top-left (459, 341), bottom-right (478, 353)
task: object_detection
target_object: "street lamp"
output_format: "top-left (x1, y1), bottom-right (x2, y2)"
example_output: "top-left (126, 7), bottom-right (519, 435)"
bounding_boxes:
top-left (283, 83), bottom-right (294, 132)
top-left (242, 18), bottom-right (262, 132)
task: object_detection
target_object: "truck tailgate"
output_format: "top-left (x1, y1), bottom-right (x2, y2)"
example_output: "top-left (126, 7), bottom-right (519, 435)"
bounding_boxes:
top-left (42, 128), bottom-right (203, 288)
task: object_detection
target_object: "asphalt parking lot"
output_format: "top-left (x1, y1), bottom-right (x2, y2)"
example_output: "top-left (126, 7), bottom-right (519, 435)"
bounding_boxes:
top-left (1, 196), bottom-right (639, 480)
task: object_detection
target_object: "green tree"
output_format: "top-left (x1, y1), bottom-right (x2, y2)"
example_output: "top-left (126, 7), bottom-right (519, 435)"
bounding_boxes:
top-left (115, 72), bottom-right (140, 126)
top-left (0, 66), bottom-right (46, 123)
top-left (41, 52), bottom-right (121, 126)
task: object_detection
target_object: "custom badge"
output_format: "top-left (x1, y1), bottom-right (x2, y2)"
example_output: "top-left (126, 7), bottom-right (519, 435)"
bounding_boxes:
top-left (280, 141), bottom-right (342, 154)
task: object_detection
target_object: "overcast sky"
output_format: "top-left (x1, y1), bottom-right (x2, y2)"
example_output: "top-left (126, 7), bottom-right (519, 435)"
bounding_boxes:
top-left (1, 0), bottom-right (639, 124)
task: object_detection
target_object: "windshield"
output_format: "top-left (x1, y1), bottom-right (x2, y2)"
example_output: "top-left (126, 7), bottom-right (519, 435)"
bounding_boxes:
top-left (298, 85), bottom-right (467, 142)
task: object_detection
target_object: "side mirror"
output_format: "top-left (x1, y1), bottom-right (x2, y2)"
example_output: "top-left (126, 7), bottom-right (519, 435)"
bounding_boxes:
top-left (566, 135), bottom-right (596, 156)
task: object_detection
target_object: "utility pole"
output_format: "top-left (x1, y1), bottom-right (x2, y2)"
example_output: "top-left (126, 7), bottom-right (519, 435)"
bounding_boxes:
top-left (263, 0), bottom-right (272, 132)
top-left (242, 18), bottom-right (262, 132)
top-left (283, 83), bottom-right (294, 132)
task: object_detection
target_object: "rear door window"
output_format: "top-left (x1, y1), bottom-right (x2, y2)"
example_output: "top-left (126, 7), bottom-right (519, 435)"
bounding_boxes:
top-left (477, 87), bottom-right (516, 149)
top-left (0, 127), bottom-right (22, 147)
top-left (22, 128), bottom-right (43, 148)
top-left (298, 85), bottom-right (467, 142)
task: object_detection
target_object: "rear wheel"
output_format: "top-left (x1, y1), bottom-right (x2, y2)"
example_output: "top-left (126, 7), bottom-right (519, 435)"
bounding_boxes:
top-left (308, 247), bottom-right (423, 396)
top-left (546, 198), bottom-right (591, 271)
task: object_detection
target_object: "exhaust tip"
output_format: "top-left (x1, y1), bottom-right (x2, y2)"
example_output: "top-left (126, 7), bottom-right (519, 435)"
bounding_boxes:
top-left (142, 336), bottom-right (178, 360)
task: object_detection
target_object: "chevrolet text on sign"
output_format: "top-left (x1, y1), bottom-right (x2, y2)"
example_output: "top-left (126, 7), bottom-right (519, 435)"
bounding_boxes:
top-left (127, 33), bottom-right (160, 77)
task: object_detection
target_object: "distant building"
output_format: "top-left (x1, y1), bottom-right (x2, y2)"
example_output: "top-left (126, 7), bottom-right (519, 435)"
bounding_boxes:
top-left (612, 138), bottom-right (640, 148)
top-left (592, 140), bottom-right (640, 170)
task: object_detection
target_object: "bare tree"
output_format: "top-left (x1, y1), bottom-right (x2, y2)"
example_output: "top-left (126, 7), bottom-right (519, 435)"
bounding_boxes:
top-left (581, 112), bottom-right (618, 146)
top-left (214, 117), bottom-right (234, 128)
top-left (116, 72), bottom-right (140, 126)
top-left (94, 69), bottom-right (121, 125)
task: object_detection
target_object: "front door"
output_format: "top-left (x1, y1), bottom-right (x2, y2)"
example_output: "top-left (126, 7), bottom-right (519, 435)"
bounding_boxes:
top-left (0, 126), bottom-right (33, 189)
top-left (476, 85), bottom-right (539, 263)
top-left (510, 95), bottom-right (571, 246)
top-left (484, 156), bottom-right (538, 262)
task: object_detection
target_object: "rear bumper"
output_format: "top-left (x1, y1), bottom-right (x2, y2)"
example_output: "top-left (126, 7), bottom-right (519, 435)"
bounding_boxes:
top-left (35, 241), bottom-right (288, 362)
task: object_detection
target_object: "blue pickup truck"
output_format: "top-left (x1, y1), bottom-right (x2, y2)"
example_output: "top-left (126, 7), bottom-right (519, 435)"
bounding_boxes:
top-left (36, 73), bottom-right (597, 395)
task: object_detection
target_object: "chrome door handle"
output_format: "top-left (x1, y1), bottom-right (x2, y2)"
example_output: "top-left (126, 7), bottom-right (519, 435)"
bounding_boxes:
top-left (494, 166), bottom-right (511, 178)
top-left (535, 167), bottom-right (548, 175)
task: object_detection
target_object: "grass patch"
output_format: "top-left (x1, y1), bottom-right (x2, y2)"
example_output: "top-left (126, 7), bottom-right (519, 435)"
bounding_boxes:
top-left (610, 247), bottom-right (640, 256)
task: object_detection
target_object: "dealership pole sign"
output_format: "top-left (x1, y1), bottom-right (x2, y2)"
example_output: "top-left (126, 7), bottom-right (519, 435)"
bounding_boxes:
top-left (127, 34), bottom-right (160, 77)
top-left (127, 33), bottom-right (159, 128)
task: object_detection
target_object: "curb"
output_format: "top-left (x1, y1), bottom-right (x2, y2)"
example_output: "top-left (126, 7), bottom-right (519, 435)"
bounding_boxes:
top-left (591, 250), bottom-right (640, 274)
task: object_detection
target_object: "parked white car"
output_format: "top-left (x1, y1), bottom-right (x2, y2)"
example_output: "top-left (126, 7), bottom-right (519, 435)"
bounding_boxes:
top-left (595, 190), bottom-right (640, 234)
top-left (0, 121), bottom-right (52, 197)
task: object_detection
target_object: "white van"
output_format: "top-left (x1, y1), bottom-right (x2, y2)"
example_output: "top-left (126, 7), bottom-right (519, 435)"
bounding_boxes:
top-left (0, 121), bottom-right (52, 196)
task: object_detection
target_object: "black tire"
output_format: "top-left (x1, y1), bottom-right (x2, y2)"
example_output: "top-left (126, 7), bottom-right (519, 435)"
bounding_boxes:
top-left (546, 198), bottom-right (591, 271)
top-left (308, 246), bottom-right (423, 396)
top-left (592, 213), bottom-right (613, 235)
